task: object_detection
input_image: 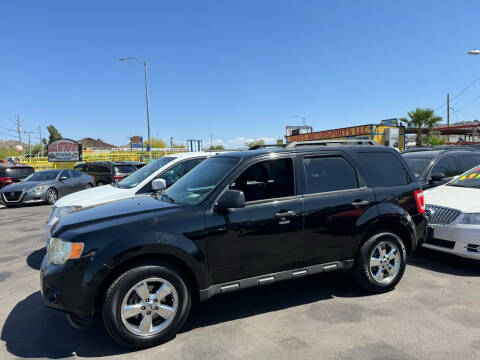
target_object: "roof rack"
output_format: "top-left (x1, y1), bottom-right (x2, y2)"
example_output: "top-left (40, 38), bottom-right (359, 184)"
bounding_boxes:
top-left (286, 140), bottom-right (378, 148)
top-left (402, 146), bottom-right (479, 153)
top-left (248, 144), bottom-right (286, 150)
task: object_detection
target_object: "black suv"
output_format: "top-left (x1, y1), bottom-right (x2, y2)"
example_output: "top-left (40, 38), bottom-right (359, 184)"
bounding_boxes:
top-left (402, 148), bottom-right (480, 189)
top-left (73, 162), bottom-right (138, 186)
top-left (41, 143), bottom-right (427, 348)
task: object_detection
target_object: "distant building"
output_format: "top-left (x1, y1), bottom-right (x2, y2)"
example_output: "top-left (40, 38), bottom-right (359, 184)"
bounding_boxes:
top-left (77, 138), bottom-right (117, 150)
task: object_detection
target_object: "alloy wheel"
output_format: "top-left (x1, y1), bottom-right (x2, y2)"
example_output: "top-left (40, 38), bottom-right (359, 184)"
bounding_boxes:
top-left (369, 241), bottom-right (401, 284)
top-left (47, 190), bottom-right (57, 204)
top-left (120, 277), bottom-right (179, 337)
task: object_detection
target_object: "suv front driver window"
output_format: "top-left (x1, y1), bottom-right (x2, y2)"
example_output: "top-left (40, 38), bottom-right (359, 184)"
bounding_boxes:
top-left (230, 158), bottom-right (294, 202)
top-left (431, 157), bottom-right (459, 178)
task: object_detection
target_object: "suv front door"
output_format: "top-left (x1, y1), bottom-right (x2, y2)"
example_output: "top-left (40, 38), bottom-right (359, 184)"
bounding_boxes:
top-left (299, 152), bottom-right (375, 265)
top-left (206, 156), bottom-right (304, 284)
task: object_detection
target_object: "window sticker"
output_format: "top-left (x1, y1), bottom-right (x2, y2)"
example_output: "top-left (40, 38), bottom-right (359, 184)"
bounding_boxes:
top-left (468, 173), bottom-right (477, 179)
top-left (460, 175), bottom-right (467, 181)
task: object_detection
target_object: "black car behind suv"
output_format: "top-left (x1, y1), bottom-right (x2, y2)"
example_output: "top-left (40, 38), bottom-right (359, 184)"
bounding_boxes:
top-left (73, 161), bottom-right (138, 186)
top-left (41, 142), bottom-right (427, 348)
top-left (402, 148), bottom-right (480, 189)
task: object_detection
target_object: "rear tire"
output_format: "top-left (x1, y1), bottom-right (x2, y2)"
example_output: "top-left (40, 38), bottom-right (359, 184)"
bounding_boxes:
top-left (102, 263), bottom-right (191, 349)
top-left (96, 181), bottom-right (104, 187)
top-left (86, 183), bottom-right (93, 189)
top-left (353, 231), bottom-right (406, 293)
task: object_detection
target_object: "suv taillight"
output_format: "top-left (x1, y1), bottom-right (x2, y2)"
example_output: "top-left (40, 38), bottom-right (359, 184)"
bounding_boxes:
top-left (113, 175), bottom-right (123, 181)
top-left (0, 177), bottom-right (12, 183)
top-left (414, 189), bottom-right (425, 214)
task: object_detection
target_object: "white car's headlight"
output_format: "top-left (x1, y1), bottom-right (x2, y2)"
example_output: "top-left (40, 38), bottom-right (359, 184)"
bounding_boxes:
top-left (55, 205), bottom-right (82, 220)
top-left (46, 238), bottom-right (84, 265)
top-left (27, 185), bottom-right (44, 194)
top-left (460, 213), bottom-right (480, 225)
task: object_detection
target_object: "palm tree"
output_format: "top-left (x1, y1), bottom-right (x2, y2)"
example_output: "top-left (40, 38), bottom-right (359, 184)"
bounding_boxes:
top-left (399, 108), bottom-right (442, 146)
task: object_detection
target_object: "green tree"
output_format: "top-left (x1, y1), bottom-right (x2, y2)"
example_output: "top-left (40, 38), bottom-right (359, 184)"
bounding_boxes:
top-left (246, 139), bottom-right (265, 148)
top-left (423, 135), bottom-right (446, 146)
top-left (173, 143), bottom-right (185, 149)
top-left (276, 138), bottom-right (284, 145)
top-left (144, 138), bottom-right (166, 148)
top-left (47, 125), bottom-right (62, 144)
top-left (209, 145), bottom-right (225, 150)
top-left (399, 108), bottom-right (442, 147)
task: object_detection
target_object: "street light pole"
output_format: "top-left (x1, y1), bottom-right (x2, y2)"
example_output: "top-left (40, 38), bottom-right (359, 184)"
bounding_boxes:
top-left (120, 57), bottom-right (152, 160)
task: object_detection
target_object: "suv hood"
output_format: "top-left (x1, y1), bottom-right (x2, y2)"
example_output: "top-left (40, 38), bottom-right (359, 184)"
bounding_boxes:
top-left (53, 195), bottom-right (179, 235)
top-left (424, 184), bottom-right (480, 213)
top-left (54, 184), bottom-right (127, 207)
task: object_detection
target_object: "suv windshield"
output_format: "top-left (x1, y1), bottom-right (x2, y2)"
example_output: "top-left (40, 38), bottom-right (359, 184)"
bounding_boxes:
top-left (113, 165), bottom-right (137, 174)
top-left (24, 170), bottom-right (60, 182)
top-left (117, 157), bottom-right (175, 189)
top-left (448, 166), bottom-right (480, 188)
top-left (164, 157), bottom-right (239, 205)
top-left (403, 157), bottom-right (431, 179)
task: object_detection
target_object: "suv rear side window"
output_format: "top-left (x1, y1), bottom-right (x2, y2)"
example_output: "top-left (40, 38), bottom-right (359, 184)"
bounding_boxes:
top-left (303, 156), bottom-right (358, 194)
top-left (458, 155), bottom-right (480, 173)
top-left (431, 157), bottom-right (459, 178)
top-left (114, 165), bottom-right (137, 174)
top-left (359, 152), bottom-right (411, 186)
top-left (230, 158), bottom-right (294, 202)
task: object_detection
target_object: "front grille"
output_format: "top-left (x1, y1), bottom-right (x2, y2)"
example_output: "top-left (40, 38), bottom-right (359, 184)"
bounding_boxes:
top-left (425, 238), bottom-right (455, 249)
top-left (426, 205), bottom-right (461, 225)
top-left (2, 191), bottom-right (22, 202)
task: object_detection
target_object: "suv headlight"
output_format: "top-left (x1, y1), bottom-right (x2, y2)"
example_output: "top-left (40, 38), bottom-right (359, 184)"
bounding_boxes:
top-left (27, 185), bottom-right (44, 194)
top-left (46, 238), bottom-right (84, 265)
top-left (460, 213), bottom-right (480, 225)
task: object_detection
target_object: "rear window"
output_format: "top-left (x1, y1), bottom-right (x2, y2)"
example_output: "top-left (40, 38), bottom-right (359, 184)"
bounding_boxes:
top-left (359, 152), bottom-right (412, 187)
top-left (0, 167), bottom-right (34, 179)
top-left (114, 165), bottom-right (137, 174)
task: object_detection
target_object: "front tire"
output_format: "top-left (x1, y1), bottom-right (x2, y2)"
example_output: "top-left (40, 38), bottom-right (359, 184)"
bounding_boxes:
top-left (102, 263), bottom-right (191, 349)
top-left (353, 232), bottom-right (406, 293)
top-left (96, 181), bottom-right (104, 187)
top-left (46, 188), bottom-right (58, 205)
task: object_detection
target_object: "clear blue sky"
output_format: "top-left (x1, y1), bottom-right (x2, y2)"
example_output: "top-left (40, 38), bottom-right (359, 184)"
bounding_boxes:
top-left (1, 0), bottom-right (480, 148)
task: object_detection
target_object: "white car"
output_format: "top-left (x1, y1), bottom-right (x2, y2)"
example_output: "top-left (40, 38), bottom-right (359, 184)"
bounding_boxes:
top-left (46, 152), bottom-right (214, 235)
top-left (423, 165), bottom-right (480, 259)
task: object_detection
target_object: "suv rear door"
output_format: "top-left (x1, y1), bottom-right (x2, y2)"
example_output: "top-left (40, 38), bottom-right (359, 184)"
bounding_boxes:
top-left (298, 151), bottom-right (375, 265)
top-left (206, 155), bottom-right (304, 284)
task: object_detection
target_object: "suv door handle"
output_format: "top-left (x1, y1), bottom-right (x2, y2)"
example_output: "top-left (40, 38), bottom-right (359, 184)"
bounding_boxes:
top-left (351, 200), bottom-right (370, 207)
top-left (275, 210), bottom-right (297, 218)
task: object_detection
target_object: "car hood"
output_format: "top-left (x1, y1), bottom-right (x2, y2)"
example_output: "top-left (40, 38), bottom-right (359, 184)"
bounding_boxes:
top-left (54, 195), bottom-right (179, 235)
top-left (0, 180), bottom-right (51, 192)
top-left (54, 184), bottom-right (128, 207)
top-left (424, 184), bottom-right (480, 213)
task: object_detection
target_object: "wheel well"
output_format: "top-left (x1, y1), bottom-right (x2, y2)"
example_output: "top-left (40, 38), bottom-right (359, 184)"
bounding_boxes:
top-left (94, 254), bottom-right (199, 309)
top-left (362, 219), bottom-right (413, 254)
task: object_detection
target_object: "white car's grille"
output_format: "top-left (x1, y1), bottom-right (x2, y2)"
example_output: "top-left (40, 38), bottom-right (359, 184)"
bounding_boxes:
top-left (426, 205), bottom-right (461, 225)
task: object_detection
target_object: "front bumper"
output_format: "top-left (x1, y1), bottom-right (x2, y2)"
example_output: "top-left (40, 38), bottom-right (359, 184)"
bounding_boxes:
top-left (40, 254), bottom-right (109, 323)
top-left (422, 223), bottom-right (480, 260)
top-left (1, 190), bottom-right (46, 205)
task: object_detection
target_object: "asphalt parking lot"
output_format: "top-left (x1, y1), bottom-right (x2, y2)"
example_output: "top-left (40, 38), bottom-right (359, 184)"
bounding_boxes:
top-left (0, 204), bottom-right (479, 360)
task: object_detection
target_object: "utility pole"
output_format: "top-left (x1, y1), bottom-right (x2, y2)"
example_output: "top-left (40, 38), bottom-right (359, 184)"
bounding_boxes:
top-left (15, 115), bottom-right (22, 152)
top-left (447, 93), bottom-right (450, 143)
top-left (38, 126), bottom-right (43, 157)
top-left (170, 136), bottom-right (173, 149)
top-left (24, 130), bottom-right (34, 158)
top-left (210, 133), bottom-right (213, 149)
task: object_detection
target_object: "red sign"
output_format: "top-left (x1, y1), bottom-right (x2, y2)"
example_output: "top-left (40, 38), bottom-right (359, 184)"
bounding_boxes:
top-left (287, 125), bottom-right (371, 142)
top-left (48, 139), bottom-right (82, 162)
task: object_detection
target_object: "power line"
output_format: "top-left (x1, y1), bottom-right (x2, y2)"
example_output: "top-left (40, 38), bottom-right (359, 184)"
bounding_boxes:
top-left (434, 75), bottom-right (480, 110)
top-left (455, 94), bottom-right (480, 112)
top-left (0, 130), bottom-right (18, 139)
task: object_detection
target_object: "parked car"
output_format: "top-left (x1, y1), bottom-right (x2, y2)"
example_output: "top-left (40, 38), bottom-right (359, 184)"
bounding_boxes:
top-left (73, 162), bottom-right (138, 186)
top-left (423, 165), bottom-right (480, 259)
top-left (0, 162), bottom-right (35, 189)
top-left (41, 143), bottom-right (427, 348)
top-left (45, 153), bottom-right (211, 234)
top-left (122, 161), bottom-right (148, 169)
top-left (1, 169), bottom-right (94, 206)
top-left (402, 148), bottom-right (480, 190)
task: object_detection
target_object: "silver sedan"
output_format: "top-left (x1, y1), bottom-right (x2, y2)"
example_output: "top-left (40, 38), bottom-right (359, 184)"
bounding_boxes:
top-left (0, 169), bottom-right (94, 207)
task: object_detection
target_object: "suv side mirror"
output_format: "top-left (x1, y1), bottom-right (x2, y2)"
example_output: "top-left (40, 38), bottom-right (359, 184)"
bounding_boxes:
top-left (430, 173), bottom-right (446, 183)
top-left (152, 178), bottom-right (167, 192)
top-left (216, 190), bottom-right (245, 210)
top-left (59, 176), bottom-right (68, 181)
